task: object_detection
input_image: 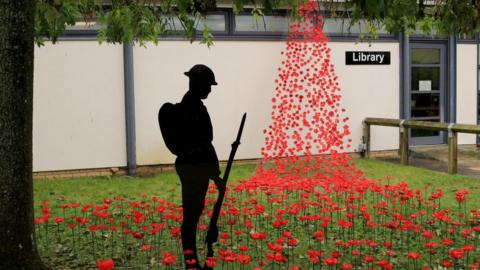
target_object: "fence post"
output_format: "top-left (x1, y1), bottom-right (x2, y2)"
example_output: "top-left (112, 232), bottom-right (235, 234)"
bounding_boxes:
top-left (362, 121), bottom-right (370, 158)
top-left (399, 120), bottom-right (409, 165)
top-left (448, 124), bottom-right (458, 174)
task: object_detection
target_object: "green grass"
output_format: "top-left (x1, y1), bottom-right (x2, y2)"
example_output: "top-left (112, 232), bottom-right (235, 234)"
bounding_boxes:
top-left (33, 164), bottom-right (258, 215)
top-left (34, 158), bottom-right (479, 215)
top-left (33, 158), bottom-right (480, 269)
top-left (353, 158), bottom-right (480, 209)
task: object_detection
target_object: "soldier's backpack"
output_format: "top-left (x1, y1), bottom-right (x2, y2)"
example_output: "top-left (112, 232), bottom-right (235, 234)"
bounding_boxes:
top-left (158, 102), bottom-right (183, 156)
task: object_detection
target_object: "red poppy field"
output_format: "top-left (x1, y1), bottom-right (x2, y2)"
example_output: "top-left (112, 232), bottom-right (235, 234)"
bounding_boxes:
top-left (34, 2), bottom-right (479, 269)
top-left (34, 160), bottom-right (480, 270)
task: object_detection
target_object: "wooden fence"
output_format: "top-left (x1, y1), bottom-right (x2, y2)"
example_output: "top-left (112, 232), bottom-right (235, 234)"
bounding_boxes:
top-left (362, 118), bottom-right (480, 174)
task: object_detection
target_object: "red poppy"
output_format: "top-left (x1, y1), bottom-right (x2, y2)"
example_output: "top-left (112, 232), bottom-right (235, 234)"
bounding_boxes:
top-left (406, 252), bottom-right (421, 260)
top-left (455, 189), bottom-right (469, 203)
top-left (162, 252), bottom-right (176, 266)
top-left (351, 250), bottom-right (361, 257)
top-left (76, 217), bottom-right (89, 224)
top-left (424, 242), bottom-right (437, 249)
top-left (250, 231), bottom-right (267, 240)
top-left (288, 238), bottom-right (299, 247)
top-left (377, 260), bottom-right (392, 270)
top-left (442, 260), bottom-right (454, 268)
top-left (141, 245), bottom-right (151, 251)
top-left (363, 255), bottom-right (374, 263)
top-left (96, 258), bottom-right (114, 270)
top-left (88, 225), bottom-right (98, 232)
top-left (421, 230), bottom-right (435, 239)
top-left (205, 257), bottom-right (216, 268)
top-left (442, 238), bottom-right (454, 246)
top-left (238, 254), bottom-right (251, 265)
top-left (132, 232), bottom-right (143, 239)
top-left (449, 249), bottom-right (464, 260)
top-left (34, 217), bottom-right (45, 225)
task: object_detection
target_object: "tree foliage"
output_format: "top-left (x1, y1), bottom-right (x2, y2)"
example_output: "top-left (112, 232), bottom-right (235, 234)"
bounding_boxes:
top-left (34, 0), bottom-right (300, 46)
top-left (34, 0), bottom-right (480, 47)
top-left (345, 0), bottom-right (479, 38)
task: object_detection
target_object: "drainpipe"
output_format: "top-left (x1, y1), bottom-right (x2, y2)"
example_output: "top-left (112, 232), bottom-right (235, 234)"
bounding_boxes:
top-left (477, 33), bottom-right (480, 145)
top-left (448, 34), bottom-right (457, 123)
top-left (400, 30), bottom-right (410, 119)
top-left (399, 30), bottom-right (410, 152)
top-left (123, 42), bottom-right (137, 176)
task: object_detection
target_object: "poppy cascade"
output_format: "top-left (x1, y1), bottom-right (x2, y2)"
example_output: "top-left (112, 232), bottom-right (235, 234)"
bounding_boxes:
top-left (34, 1), bottom-right (479, 269)
top-left (258, 0), bottom-right (353, 179)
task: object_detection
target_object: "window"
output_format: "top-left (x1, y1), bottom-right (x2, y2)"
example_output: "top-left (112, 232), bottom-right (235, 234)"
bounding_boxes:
top-left (66, 20), bottom-right (101, 31)
top-left (166, 13), bottom-right (227, 33)
top-left (61, 8), bottom-right (405, 41)
top-left (234, 14), bottom-right (290, 33)
top-left (322, 18), bottom-right (391, 36)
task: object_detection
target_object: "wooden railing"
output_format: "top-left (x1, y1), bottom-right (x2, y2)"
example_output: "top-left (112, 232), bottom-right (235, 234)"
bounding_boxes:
top-left (362, 118), bottom-right (480, 174)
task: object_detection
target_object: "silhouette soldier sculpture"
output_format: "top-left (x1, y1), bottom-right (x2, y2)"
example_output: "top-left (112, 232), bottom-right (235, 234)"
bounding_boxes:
top-left (159, 64), bottom-right (224, 270)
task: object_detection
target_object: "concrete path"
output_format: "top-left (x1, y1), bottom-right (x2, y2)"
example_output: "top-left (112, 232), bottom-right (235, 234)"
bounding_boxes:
top-left (376, 145), bottom-right (480, 178)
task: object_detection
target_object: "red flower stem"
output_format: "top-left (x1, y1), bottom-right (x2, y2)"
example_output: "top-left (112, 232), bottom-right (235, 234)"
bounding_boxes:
top-left (91, 232), bottom-right (96, 258)
top-left (71, 228), bottom-right (75, 252)
top-left (291, 247), bottom-right (294, 265)
top-left (122, 233), bottom-right (127, 261)
top-left (45, 222), bottom-right (49, 251)
top-left (110, 231), bottom-right (114, 258)
top-left (429, 251), bottom-right (432, 268)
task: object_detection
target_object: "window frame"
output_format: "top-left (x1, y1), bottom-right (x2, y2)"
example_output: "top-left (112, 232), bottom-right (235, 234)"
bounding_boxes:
top-left (59, 8), bottom-right (398, 42)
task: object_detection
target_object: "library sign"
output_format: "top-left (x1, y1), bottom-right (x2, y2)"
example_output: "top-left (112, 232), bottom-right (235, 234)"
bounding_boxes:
top-left (346, 51), bottom-right (390, 65)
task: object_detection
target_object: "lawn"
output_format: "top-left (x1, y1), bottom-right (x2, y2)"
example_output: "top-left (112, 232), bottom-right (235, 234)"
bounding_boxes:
top-left (34, 158), bottom-right (480, 212)
top-left (33, 157), bottom-right (480, 270)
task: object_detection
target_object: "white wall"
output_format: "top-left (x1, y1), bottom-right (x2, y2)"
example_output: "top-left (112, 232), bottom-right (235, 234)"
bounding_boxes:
top-left (134, 41), bottom-right (282, 165)
top-left (331, 42), bottom-right (400, 152)
top-left (31, 40), bottom-right (479, 171)
top-left (33, 42), bottom-right (126, 172)
top-left (456, 44), bottom-right (477, 144)
top-left (134, 40), bottom-right (401, 165)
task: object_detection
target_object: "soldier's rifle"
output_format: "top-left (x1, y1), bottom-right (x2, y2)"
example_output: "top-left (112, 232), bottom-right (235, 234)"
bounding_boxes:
top-left (205, 113), bottom-right (247, 262)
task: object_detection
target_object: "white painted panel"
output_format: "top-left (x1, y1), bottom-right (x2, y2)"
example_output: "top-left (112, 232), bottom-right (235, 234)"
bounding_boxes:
top-left (33, 42), bottom-right (126, 172)
top-left (456, 44), bottom-right (477, 145)
top-left (134, 41), bottom-right (281, 165)
top-left (135, 40), bottom-right (400, 165)
top-left (332, 42), bottom-right (400, 152)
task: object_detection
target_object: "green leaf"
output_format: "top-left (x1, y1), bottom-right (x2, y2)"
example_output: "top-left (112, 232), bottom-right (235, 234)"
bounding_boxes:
top-left (200, 25), bottom-right (214, 48)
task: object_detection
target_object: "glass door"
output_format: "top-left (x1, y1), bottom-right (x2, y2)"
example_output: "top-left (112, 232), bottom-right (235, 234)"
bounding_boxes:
top-left (409, 43), bottom-right (446, 145)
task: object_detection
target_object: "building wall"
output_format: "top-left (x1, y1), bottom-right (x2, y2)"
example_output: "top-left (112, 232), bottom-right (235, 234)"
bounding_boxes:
top-left (134, 40), bottom-right (400, 165)
top-left (134, 41), bottom-right (282, 165)
top-left (331, 42), bottom-right (400, 152)
top-left (33, 39), bottom-right (474, 171)
top-left (456, 44), bottom-right (477, 144)
top-left (33, 42), bottom-right (127, 172)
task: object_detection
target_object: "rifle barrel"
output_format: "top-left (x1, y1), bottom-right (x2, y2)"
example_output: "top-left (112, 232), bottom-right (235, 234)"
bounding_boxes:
top-left (223, 113), bottom-right (246, 183)
top-left (206, 113), bottom-right (247, 251)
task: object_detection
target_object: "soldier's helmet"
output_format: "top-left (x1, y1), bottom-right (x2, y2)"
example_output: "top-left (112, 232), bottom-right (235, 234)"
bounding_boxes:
top-left (184, 64), bottom-right (218, 85)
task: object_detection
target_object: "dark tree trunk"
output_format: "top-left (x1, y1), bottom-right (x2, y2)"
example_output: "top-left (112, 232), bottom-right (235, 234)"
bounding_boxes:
top-left (0, 1), bottom-right (48, 269)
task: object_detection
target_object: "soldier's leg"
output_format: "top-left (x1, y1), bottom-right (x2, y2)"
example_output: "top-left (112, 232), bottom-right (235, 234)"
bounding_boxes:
top-left (177, 165), bottom-right (209, 269)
